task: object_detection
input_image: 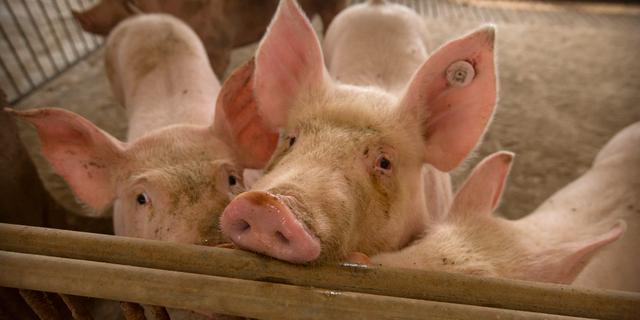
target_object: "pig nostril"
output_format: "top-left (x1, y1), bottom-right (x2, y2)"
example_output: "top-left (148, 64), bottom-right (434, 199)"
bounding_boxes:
top-left (234, 219), bottom-right (251, 233)
top-left (275, 231), bottom-right (290, 245)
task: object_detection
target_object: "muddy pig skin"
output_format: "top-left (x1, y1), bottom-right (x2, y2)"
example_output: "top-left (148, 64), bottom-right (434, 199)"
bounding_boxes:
top-left (72, 0), bottom-right (347, 76)
top-left (219, 0), bottom-right (497, 264)
top-left (9, 14), bottom-right (276, 246)
top-left (371, 123), bottom-right (639, 291)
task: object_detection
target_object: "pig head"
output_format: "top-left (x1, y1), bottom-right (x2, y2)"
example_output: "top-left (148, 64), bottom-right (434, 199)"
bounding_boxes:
top-left (371, 149), bottom-right (629, 287)
top-left (72, 0), bottom-right (347, 76)
top-left (8, 16), bottom-right (276, 245)
top-left (219, 0), bottom-right (497, 263)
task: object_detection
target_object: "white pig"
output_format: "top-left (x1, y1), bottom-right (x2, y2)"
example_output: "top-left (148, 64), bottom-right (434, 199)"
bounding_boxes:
top-left (219, 0), bottom-right (497, 263)
top-left (8, 14), bottom-right (276, 245)
top-left (371, 122), bottom-right (639, 291)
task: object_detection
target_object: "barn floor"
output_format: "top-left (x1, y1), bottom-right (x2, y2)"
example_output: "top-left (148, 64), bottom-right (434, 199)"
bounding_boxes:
top-left (13, 0), bottom-right (640, 232)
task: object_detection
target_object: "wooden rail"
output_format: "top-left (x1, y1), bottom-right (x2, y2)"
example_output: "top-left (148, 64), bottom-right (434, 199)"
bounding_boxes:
top-left (0, 223), bottom-right (638, 319)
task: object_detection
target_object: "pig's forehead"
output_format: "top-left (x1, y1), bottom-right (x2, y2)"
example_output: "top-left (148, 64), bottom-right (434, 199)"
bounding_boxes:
top-left (289, 104), bottom-right (420, 158)
top-left (126, 125), bottom-right (234, 162)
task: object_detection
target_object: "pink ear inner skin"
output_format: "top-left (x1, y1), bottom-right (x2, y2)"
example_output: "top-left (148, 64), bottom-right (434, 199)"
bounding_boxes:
top-left (253, 0), bottom-right (326, 129)
top-left (7, 108), bottom-right (124, 211)
top-left (451, 151), bottom-right (513, 216)
top-left (216, 59), bottom-right (279, 169)
top-left (402, 26), bottom-right (496, 172)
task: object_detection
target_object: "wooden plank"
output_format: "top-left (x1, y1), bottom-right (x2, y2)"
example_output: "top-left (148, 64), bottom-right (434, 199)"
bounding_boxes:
top-left (0, 223), bottom-right (638, 319)
top-left (0, 251), bottom-right (582, 320)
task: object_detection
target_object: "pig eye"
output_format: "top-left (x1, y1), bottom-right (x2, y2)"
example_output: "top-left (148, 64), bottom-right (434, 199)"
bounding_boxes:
top-left (288, 136), bottom-right (296, 147)
top-left (136, 192), bottom-right (150, 205)
top-left (376, 155), bottom-right (392, 171)
top-left (228, 175), bottom-right (237, 186)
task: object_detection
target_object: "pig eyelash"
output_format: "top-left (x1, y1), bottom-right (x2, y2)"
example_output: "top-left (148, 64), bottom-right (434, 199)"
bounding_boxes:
top-left (136, 192), bottom-right (150, 206)
top-left (288, 136), bottom-right (296, 148)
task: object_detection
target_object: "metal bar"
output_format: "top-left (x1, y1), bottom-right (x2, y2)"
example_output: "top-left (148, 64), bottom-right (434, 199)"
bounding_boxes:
top-left (36, 0), bottom-right (72, 66)
top-left (22, 0), bottom-right (61, 73)
top-left (0, 20), bottom-right (35, 88)
top-left (0, 52), bottom-right (21, 96)
top-left (18, 289), bottom-right (65, 319)
top-left (63, 0), bottom-right (91, 53)
top-left (52, 0), bottom-right (81, 59)
top-left (8, 44), bottom-right (101, 105)
top-left (59, 294), bottom-right (93, 320)
top-left (3, 0), bottom-right (48, 80)
top-left (0, 224), bottom-right (637, 319)
top-left (0, 251), bottom-right (584, 320)
top-left (430, 0), bottom-right (438, 19)
top-left (120, 302), bottom-right (147, 320)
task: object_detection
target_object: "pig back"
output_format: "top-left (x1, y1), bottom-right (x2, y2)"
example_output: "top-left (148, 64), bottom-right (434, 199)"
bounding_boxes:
top-left (105, 14), bottom-right (220, 140)
top-left (323, 2), bottom-right (428, 95)
top-left (525, 122), bottom-right (640, 292)
top-left (572, 122), bottom-right (640, 291)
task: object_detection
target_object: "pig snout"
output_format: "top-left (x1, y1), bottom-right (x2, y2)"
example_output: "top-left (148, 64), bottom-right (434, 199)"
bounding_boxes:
top-left (220, 191), bottom-right (321, 263)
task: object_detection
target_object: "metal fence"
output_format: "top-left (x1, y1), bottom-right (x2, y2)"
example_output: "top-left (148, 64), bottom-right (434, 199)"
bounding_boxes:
top-left (1, 0), bottom-right (637, 105)
top-left (0, 0), bottom-right (101, 104)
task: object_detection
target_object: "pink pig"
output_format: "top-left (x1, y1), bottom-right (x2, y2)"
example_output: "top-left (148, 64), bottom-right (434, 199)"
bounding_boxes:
top-left (8, 14), bottom-right (276, 245)
top-left (371, 122), bottom-right (639, 291)
top-left (218, 0), bottom-right (497, 263)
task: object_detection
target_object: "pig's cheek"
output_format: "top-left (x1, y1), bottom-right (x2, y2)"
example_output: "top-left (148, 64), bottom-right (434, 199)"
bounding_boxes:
top-left (112, 199), bottom-right (128, 236)
top-left (371, 170), bottom-right (396, 196)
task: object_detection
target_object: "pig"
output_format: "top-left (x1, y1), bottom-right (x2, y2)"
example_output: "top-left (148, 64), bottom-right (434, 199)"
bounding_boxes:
top-left (72, 0), bottom-right (347, 76)
top-left (218, 0), bottom-right (497, 264)
top-left (8, 14), bottom-right (276, 245)
top-left (371, 122), bottom-right (639, 291)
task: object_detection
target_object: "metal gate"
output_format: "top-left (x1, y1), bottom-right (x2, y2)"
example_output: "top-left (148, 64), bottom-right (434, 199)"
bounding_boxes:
top-left (0, 0), bottom-right (101, 104)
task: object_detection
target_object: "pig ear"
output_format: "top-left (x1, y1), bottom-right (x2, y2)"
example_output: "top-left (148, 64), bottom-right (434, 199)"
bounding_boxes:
top-left (400, 26), bottom-right (497, 172)
top-left (214, 59), bottom-right (279, 169)
top-left (253, 0), bottom-right (327, 128)
top-left (6, 108), bottom-right (125, 214)
top-left (526, 221), bottom-right (627, 284)
top-left (450, 151), bottom-right (513, 217)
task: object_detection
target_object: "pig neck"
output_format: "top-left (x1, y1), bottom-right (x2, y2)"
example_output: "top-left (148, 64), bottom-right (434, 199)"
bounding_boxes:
top-left (123, 59), bottom-right (220, 141)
